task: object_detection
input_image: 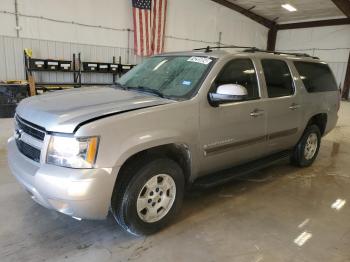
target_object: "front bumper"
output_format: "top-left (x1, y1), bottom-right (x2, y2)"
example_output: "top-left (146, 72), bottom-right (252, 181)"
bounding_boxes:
top-left (7, 137), bottom-right (120, 220)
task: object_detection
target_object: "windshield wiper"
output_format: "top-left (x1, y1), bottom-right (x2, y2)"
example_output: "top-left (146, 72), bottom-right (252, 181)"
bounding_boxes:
top-left (128, 86), bottom-right (165, 98)
top-left (113, 82), bottom-right (128, 90)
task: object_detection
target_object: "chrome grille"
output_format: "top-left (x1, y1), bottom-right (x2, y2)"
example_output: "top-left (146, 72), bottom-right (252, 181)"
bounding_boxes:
top-left (15, 115), bottom-right (46, 163)
top-left (15, 115), bottom-right (45, 141)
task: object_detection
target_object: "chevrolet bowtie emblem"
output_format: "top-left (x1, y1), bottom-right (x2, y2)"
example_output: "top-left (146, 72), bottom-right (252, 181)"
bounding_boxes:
top-left (15, 129), bottom-right (23, 140)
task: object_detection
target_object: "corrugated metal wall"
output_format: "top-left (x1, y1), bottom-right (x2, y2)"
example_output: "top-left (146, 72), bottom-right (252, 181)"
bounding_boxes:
top-left (0, 0), bottom-right (271, 82)
top-left (276, 25), bottom-right (350, 92)
top-left (329, 61), bottom-right (348, 90)
top-left (0, 35), bottom-right (142, 83)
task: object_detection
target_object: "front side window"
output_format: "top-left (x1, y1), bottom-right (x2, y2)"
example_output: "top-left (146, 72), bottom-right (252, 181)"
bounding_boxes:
top-left (117, 56), bottom-right (214, 100)
top-left (261, 59), bottom-right (294, 98)
top-left (213, 59), bottom-right (260, 100)
top-left (294, 61), bottom-right (338, 92)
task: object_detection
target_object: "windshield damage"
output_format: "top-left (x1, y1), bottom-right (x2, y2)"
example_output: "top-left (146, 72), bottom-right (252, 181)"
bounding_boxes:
top-left (115, 56), bottom-right (214, 100)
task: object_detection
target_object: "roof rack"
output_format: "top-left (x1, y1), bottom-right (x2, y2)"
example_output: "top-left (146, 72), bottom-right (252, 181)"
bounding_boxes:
top-left (193, 45), bottom-right (319, 60)
top-left (193, 45), bottom-right (257, 53)
top-left (244, 47), bottom-right (320, 60)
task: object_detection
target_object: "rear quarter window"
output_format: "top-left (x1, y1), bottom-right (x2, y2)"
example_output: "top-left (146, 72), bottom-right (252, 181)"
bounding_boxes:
top-left (294, 61), bottom-right (338, 92)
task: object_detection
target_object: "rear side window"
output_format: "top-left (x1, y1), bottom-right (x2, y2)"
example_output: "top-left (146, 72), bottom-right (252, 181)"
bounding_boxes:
top-left (261, 59), bottom-right (294, 98)
top-left (294, 62), bottom-right (338, 92)
top-left (214, 58), bottom-right (259, 100)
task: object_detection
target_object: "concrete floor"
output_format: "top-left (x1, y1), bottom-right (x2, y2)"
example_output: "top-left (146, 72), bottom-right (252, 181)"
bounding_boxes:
top-left (1, 103), bottom-right (350, 262)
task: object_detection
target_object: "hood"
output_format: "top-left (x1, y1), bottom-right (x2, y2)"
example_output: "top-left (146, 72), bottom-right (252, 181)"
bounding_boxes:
top-left (16, 86), bottom-right (173, 133)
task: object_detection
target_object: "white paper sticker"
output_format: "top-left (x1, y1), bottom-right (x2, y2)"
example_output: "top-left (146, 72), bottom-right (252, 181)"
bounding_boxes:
top-left (47, 61), bottom-right (58, 65)
top-left (88, 64), bottom-right (97, 67)
top-left (122, 65), bottom-right (131, 69)
top-left (99, 65), bottom-right (108, 69)
top-left (187, 57), bottom-right (212, 65)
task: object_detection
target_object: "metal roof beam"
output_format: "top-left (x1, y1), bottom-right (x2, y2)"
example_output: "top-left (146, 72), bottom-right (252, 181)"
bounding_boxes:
top-left (211, 0), bottom-right (275, 28)
top-left (277, 18), bottom-right (350, 30)
top-left (331, 0), bottom-right (350, 17)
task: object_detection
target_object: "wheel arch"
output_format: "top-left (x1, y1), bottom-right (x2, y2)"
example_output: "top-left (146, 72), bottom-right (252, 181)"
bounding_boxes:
top-left (306, 113), bottom-right (328, 135)
top-left (114, 143), bottom-right (192, 193)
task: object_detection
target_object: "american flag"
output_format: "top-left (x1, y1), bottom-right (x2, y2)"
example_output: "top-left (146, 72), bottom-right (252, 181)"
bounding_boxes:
top-left (132, 0), bottom-right (167, 56)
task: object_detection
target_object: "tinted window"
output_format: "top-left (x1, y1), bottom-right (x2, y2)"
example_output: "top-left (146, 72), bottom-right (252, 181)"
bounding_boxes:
top-left (214, 59), bottom-right (259, 100)
top-left (261, 59), bottom-right (294, 98)
top-left (294, 61), bottom-right (338, 92)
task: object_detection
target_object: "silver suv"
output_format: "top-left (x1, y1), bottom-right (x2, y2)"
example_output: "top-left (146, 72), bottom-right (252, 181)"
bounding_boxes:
top-left (8, 47), bottom-right (340, 235)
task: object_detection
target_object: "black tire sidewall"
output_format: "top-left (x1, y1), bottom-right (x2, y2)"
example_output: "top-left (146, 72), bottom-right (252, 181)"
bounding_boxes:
top-left (120, 158), bottom-right (184, 235)
top-left (294, 125), bottom-right (321, 167)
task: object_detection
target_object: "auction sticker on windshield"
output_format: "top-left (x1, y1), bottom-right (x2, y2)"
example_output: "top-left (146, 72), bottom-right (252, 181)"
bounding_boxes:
top-left (182, 80), bottom-right (192, 86)
top-left (187, 57), bottom-right (212, 65)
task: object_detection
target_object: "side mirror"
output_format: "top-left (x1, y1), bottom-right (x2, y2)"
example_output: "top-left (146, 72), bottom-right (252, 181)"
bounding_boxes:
top-left (208, 84), bottom-right (248, 107)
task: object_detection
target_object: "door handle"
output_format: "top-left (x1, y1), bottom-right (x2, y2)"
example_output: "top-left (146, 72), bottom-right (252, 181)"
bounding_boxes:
top-left (289, 103), bottom-right (301, 110)
top-left (250, 109), bottom-right (264, 117)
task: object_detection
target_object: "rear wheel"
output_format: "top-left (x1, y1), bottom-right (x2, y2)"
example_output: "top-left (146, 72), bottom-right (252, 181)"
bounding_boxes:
top-left (291, 125), bottom-right (321, 167)
top-left (111, 157), bottom-right (184, 236)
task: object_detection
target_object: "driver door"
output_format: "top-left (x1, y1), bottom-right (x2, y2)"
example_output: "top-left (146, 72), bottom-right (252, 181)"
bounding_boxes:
top-left (198, 58), bottom-right (268, 175)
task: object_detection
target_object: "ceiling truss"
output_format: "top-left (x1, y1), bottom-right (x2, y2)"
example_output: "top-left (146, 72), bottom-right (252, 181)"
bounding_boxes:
top-left (210, 0), bottom-right (275, 28)
top-left (331, 0), bottom-right (350, 17)
top-left (211, 0), bottom-right (350, 30)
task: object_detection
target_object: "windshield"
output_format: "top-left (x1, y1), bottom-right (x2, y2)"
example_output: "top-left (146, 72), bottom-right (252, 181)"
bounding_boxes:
top-left (116, 56), bottom-right (214, 100)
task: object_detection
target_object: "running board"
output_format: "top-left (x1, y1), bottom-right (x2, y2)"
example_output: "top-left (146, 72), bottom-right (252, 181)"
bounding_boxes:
top-left (193, 150), bottom-right (292, 189)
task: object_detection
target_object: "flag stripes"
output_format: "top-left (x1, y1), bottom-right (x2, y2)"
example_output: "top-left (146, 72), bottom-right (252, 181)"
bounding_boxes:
top-left (132, 0), bottom-right (167, 56)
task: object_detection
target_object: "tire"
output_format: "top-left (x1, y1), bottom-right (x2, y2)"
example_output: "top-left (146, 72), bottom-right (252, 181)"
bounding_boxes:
top-left (111, 157), bottom-right (185, 236)
top-left (291, 125), bottom-right (321, 167)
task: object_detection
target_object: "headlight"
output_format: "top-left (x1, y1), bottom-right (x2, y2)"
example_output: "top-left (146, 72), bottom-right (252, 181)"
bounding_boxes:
top-left (46, 135), bottom-right (99, 168)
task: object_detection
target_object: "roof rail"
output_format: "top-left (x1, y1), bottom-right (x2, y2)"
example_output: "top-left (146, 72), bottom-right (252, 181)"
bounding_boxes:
top-left (193, 45), bottom-right (257, 53)
top-left (193, 46), bottom-right (319, 59)
top-left (243, 48), bottom-right (320, 60)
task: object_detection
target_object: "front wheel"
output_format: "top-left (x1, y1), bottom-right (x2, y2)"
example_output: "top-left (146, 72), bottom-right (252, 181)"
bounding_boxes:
top-left (291, 125), bottom-right (321, 167)
top-left (111, 157), bottom-right (184, 236)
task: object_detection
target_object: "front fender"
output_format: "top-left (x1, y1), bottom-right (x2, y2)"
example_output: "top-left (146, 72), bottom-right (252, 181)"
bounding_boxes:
top-left (74, 101), bottom-right (199, 170)
top-left (114, 129), bottom-right (191, 167)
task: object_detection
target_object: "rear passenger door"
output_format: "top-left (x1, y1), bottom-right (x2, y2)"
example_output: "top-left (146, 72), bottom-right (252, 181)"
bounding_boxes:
top-left (260, 59), bottom-right (302, 153)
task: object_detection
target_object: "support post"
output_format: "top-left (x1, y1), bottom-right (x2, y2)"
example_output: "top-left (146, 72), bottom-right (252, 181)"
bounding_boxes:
top-left (112, 56), bottom-right (116, 84)
top-left (28, 74), bottom-right (36, 96)
top-left (342, 51), bottom-right (350, 100)
top-left (218, 31), bottom-right (222, 47)
top-left (14, 0), bottom-right (19, 37)
top-left (127, 28), bottom-right (131, 64)
top-left (267, 25), bottom-right (277, 51)
top-left (78, 53), bottom-right (82, 88)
